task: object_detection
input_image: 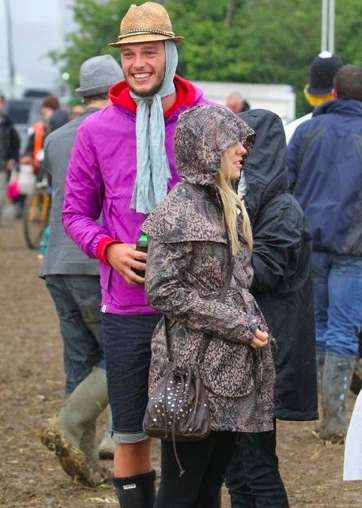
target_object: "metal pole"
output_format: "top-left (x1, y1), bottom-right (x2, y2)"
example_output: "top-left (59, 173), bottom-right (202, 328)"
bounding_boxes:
top-left (328, 0), bottom-right (335, 53)
top-left (4, 0), bottom-right (15, 97)
top-left (321, 0), bottom-right (328, 52)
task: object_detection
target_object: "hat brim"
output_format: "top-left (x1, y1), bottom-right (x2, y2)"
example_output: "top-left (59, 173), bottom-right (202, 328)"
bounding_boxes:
top-left (109, 33), bottom-right (183, 47)
top-left (306, 84), bottom-right (334, 96)
top-left (75, 84), bottom-right (112, 97)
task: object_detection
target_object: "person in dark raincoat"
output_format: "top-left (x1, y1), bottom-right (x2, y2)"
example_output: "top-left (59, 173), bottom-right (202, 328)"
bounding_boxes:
top-left (225, 109), bottom-right (318, 508)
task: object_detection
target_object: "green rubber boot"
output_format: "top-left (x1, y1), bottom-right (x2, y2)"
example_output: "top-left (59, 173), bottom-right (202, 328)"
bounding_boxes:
top-left (41, 367), bottom-right (110, 486)
top-left (316, 350), bottom-right (325, 392)
top-left (98, 405), bottom-right (114, 460)
top-left (319, 351), bottom-right (356, 444)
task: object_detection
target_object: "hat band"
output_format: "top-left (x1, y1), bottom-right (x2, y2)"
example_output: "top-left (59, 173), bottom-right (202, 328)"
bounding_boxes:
top-left (118, 27), bottom-right (175, 40)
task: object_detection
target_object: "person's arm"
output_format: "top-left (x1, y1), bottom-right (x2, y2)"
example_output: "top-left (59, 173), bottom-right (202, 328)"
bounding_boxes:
top-left (7, 122), bottom-right (20, 162)
top-left (251, 198), bottom-right (303, 293)
top-left (145, 240), bottom-right (259, 344)
top-left (40, 137), bottom-right (56, 186)
top-left (62, 124), bottom-right (113, 259)
top-left (42, 137), bottom-right (51, 176)
top-left (63, 122), bottom-right (149, 283)
top-left (23, 127), bottom-right (35, 158)
top-left (287, 125), bottom-right (304, 192)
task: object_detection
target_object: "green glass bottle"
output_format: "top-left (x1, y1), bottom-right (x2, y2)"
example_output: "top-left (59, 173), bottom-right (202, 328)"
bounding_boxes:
top-left (134, 231), bottom-right (149, 276)
top-left (136, 231), bottom-right (149, 253)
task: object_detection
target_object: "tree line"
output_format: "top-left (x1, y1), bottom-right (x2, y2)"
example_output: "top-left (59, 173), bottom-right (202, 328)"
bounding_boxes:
top-left (53, 0), bottom-right (362, 116)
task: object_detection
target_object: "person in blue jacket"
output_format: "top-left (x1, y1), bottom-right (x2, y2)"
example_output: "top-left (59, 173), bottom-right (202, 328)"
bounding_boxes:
top-left (288, 64), bottom-right (362, 443)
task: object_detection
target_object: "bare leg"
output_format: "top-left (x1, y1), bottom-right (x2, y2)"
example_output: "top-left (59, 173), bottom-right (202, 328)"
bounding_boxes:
top-left (114, 439), bottom-right (152, 477)
top-left (112, 439), bottom-right (155, 508)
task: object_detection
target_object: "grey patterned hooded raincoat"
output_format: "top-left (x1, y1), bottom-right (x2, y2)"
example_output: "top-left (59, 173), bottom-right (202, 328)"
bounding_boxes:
top-left (143, 105), bottom-right (275, 433)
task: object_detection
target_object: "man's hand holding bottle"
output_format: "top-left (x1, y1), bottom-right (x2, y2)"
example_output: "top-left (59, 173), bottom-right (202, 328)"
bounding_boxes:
top-left (105, 232), bottom-right (148, 285)
top-left (106, 243), bottom-right (146, 285)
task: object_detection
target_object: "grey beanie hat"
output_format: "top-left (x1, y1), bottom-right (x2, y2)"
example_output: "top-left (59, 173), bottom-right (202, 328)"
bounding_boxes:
top-left (75, 55), bottom-right (123, 97)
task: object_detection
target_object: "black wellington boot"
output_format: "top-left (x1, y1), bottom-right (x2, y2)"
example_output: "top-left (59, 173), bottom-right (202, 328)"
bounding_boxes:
top-left (113, 470), bottom-right (156, 508)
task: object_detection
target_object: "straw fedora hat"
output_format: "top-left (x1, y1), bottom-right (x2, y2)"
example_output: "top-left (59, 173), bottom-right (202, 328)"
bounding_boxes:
top-left (109, 2), bottom-right (183, 47)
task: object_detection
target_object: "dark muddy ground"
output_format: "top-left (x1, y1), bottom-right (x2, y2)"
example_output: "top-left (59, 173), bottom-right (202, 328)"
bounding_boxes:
top-left (0, 220), bottom-right (361, 507)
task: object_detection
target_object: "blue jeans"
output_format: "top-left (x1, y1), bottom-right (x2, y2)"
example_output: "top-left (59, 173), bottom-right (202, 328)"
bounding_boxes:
top-left (45, 275), bottom-right (104, 394)
top-left (312, 252), bottom-right (362, 356)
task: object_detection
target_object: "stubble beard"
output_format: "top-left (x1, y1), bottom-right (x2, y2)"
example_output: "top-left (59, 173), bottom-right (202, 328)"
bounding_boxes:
top-left (128, 80), bottom-right (163, 97)
top-left (125, 70), bottom-right (165, 97)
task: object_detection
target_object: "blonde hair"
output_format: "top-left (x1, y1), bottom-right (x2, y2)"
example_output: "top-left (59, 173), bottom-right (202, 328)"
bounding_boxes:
top-left (216, 171), bottom-right (253, 255)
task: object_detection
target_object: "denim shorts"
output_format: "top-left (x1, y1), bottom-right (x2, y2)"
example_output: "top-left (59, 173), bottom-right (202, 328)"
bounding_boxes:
top-left (101, 312), bottom-right (160, 444)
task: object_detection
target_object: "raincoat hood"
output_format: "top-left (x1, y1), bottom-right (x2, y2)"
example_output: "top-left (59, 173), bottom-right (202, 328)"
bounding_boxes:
top-left (240, 109), bottom-right (288, 223)
top-left (144, 106), bottom-right (254, 246)
top-left (175, 105), bottom-right (255, 186)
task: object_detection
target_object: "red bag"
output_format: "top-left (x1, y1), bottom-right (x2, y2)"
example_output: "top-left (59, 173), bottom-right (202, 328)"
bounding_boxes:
top-left (7, 179), bottom-right (20, 201)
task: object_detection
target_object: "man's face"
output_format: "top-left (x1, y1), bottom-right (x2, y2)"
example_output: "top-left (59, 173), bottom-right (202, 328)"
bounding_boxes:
top-left (120, 41), bottom-right (166, 97)
top-left (226, 95), bottom-right (242, 114)
top-left (0, 97), bottom-right (4, 112)
top-left (41, 106), bottom-right (53, 120)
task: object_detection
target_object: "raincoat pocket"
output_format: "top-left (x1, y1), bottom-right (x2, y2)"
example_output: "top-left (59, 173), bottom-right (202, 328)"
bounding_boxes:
top-left (200, 339), bottom-right (255, 398)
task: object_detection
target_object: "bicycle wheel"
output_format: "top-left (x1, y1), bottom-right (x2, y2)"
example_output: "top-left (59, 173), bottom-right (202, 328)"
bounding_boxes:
top-left (23, 189), bottom-right (50, 249)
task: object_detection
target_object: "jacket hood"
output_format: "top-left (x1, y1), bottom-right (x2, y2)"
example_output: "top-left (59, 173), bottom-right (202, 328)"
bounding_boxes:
top-left (175, 105), bottom-right (255, 186)
top-left (108, 74), bottom-right (201, 118)
top-left (313, 97), bottom-right (362, 117)
top-left (240, 109), bottom-right (288, 222)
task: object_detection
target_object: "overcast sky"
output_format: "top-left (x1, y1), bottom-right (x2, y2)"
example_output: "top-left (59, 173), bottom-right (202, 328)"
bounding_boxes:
top-left (0, 0), bottom-right (75, 95)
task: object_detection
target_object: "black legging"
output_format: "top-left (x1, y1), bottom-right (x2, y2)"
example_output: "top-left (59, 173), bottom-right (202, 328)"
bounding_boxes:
top-left (225, 426), bottom-right (289, 508)
top-left (154, 431), bottom-right (236, 508)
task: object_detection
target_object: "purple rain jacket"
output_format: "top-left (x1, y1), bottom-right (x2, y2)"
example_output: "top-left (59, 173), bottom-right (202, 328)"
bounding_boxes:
top-left (62, 76), bottom-right (208, 315)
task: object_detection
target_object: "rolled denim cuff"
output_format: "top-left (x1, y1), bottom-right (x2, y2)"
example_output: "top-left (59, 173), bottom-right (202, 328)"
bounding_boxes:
top-left (111, 430), bottom-right (149, 444)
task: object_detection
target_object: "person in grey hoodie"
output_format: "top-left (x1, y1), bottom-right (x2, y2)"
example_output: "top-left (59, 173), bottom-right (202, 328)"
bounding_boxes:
top-left (40, 55), bottom-right (123, 486)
